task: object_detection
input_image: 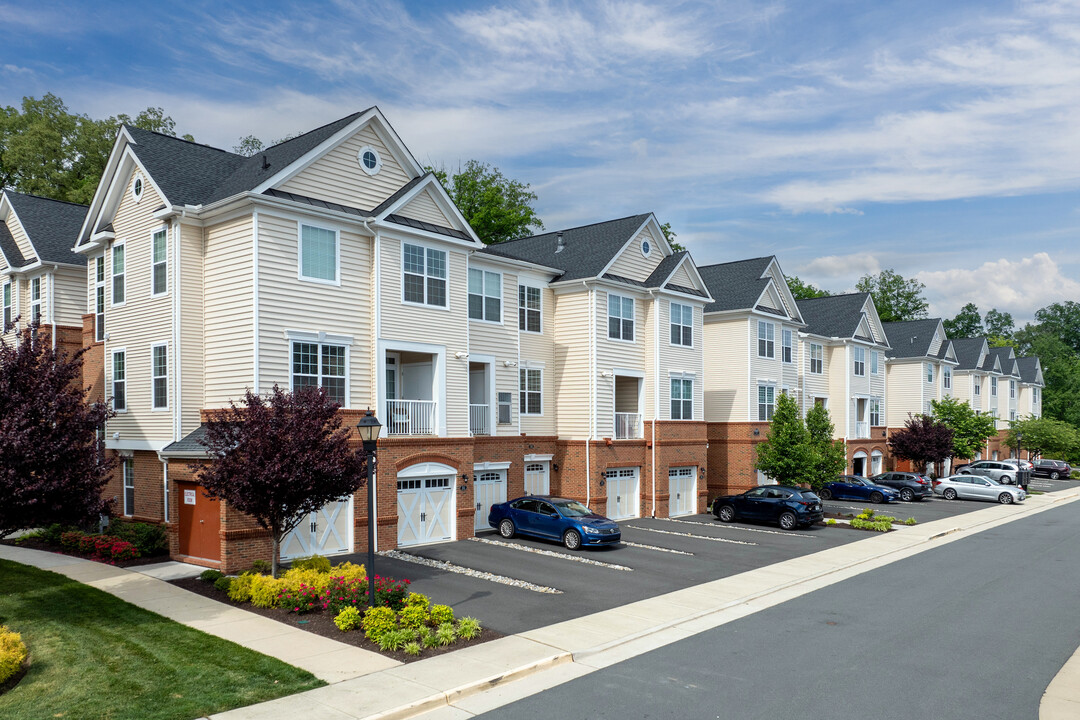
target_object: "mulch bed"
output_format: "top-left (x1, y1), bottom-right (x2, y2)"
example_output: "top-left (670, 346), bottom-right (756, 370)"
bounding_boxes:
top-left (170, 576), bottom-right (502, 664)
top-left (0, 538), bottom-right (170, 568)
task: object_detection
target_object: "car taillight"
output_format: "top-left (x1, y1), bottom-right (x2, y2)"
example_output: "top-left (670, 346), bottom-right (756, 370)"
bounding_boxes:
top-left (798, 501), bottom-right (811, 506)
top-left (932, 480), bottom-right (941, 487)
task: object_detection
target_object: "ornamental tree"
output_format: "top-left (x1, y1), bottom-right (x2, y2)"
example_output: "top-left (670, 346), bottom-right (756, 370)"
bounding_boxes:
top-left (1003, 417), bottom-right (1079, 461)
top-left (0, 321), bottom-right (115, 538)
top-left (930, 395), bottom-right (998, 461)
top-left (887, 414), bottom-right (954, 474)
top-left (195, 385), bottom-right (367, 577)
top-left (754, 392), bottom-right (813, 487)
top-left (805, 403), bottom-right (849, 489)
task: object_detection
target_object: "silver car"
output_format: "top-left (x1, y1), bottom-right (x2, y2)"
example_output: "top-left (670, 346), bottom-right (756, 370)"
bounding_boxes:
top-left (958, 461), bottom-right (1022, 485)
top-left (934, 474), bottom-right (1026, 504)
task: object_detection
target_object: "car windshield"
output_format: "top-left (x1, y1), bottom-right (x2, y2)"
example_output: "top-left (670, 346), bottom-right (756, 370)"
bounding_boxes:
top-left (551, 499), bottom-right (593, 517)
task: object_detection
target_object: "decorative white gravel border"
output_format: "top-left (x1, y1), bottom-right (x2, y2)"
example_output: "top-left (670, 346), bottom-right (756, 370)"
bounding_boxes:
top-left (657, 516), bottom-right (814, 539)
top-left (621, 540), bottom-right (694, 556)
top-left (625, 525), bottom-right (756, 546)
top-left (380, 549), bottom-right (562, 594)
top-left (467, 537), bottom-right (633, 571)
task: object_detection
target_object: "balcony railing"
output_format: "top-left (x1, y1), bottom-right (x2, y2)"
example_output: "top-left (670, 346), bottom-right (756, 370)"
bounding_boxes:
top-left (615, 412), bottom-right (643, 440)
top-left (853, 421), bottom-right (869, 439)
top-left (469, 404), bottom-right (490, 436)
top-left (386, 400), bottom-right (437, 436)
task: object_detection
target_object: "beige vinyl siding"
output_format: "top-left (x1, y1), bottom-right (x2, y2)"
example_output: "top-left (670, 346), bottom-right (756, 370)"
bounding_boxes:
top-left (924, 361), bottom-right (938, 408)
top-left (749, 317), bottom-right (785, 421)
top-left (179, 222), bottom-right (204, 435)
top-left (0, 264), bottom-right (11, 345)
top-left (552, 290), bottom-right (591, 438)
top-left (518, 285), bottom-right (556, 436)
top-left (668, 263), bottom-right (696, 288)
top-left (467, 264), bottom-right (523, 436)
top-left (596, 289), bottom-right (647, 437)
top-left (256, 212), bottom-right (373, 409)
top-left (827, 345), bottom-right (848, 433)
top-left (279, 124), bottom-right (412, 212)
top-left (606, 226), bottom-right (662, 282)
top-left (204, 215), bottom-right (254, 407)
top-left (399, 188), bottom-right (454, 228)
top-left (928, 330), bottom-right (942, 356)
top-left (953, 371), bottom-right (973, 406)
top-left (658, 299), bottom-right (705, 420)
top-left (379, 232), bottom-right (469, 436)
top-left (702, 317), bottom-right (748, 422)
top-left (885, 362), bottom-right (923, 427)
top-left (6, 212), bottom-right (34, 263)
top-left (781, 324), bottom-right (798, 392)
top-left (52, 266), bottom-right (86, 327)
top-left (104, 170), bottom-right (174, 443)
top-left (850, 344), bottom-right (873, 398)
top-left (757, 285), bottom-right (783, 313)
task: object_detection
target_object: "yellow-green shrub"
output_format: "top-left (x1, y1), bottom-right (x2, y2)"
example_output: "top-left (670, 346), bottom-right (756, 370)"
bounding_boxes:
top-left (430, 604), bottom-right (454, 627)
top-left (334, 607), bottom-right (363, 632)
top-left (404, 592), bottom-right (430, 611)
top-left (0, 626), bottom-right (27, 684)
top-left (330, 561), bottom-right (366, 582)
top-left (399, 604), bottom-right (429, 631)
top-left (227, 573), bottom-right (254, 603)
top-left (280, 567), bottom-right (331, 595)
top-left (290, 555), bottom-right (331, 573)
top-left (249, 574), bottom-right (285, 608)
top-left (362, 606), bottom-right (398, 644)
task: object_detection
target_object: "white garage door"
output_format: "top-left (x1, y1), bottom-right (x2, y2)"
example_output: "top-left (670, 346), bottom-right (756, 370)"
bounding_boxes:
top-left (524, 462), bottom-right (549, 495)
top-left (669, 466), bottom-right (697, 517)
top-left (281, 497), bottom-right (353, 560)
top-left (397, 476), bottom-right (455, 547)
top-left (606, 467), bottom-right (640, 520)
top-left (474, 470), bottom-right (507, 531)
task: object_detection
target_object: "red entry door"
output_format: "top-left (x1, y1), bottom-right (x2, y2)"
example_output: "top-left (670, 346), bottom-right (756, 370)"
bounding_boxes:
top-left (177, 482), bottom-right (221, 561)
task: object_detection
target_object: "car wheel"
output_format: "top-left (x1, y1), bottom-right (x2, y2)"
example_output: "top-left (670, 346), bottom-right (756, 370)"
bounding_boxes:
top-left (818, 488), bottom-right (832, 500)
top-left (718, 505), bottom-right (736, 522)
top-left (563, 529), bottom-right (582, 550)
top-left (1050, 471), bottom-right (1061, 480)
top-left (900, 488), bottom-right (915, 502)
top-left (498, 519), bottom-right (516, 539)
top-left (778, 511), bottom-right (797, 530)
top-left (943, 488), bottom-right (957, 500)
top-left (1000, 475), bottom-right (1013, 485)
top-left (999, 492), bottom-right (1014, 505)
top-left (870, 491), bottom-right (884, 504)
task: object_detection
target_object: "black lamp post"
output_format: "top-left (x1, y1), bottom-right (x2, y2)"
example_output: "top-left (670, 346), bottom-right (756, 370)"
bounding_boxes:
top-left (356, 410), bottom-right (382, 607)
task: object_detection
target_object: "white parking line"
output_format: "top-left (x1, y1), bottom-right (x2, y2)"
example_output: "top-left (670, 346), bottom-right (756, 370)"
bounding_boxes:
top-left (625, 525), bottom-right (756, 546)
top-left (621, 540), bottom-right (694, 556)
top-left (382, 549), bottom-right (562, 594)
top-left (467, 537), bottom-right (634, 571)
top-left (656, 516), bottom-right (815, 539)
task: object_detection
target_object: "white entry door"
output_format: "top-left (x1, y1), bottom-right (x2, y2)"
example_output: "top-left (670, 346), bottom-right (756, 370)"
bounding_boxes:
top-left (606, 467), bottom-right (640, 520)
top-left (397, 476), bottom-right (455, 547)
top-left (474, 470), bottom-right (507, 531)
top-left (280, 497), bottom-right (353, 560)
top-left (669, 466), bottom-right (697, 517)
top-left (524, 462), bottom-right (550, 496)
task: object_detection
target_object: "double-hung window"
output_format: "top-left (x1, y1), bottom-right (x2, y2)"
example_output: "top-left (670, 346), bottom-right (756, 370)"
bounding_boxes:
top-left (112, 350), bottom-right (126, 411)
top-left (30, 277), bottom-right (42, 323)
top-left (991, 377), bottom-right (998, 396)
top-left (670, 303), bottom-right (692, 346)
top-left (299, 224), bottom-right (338, 283)
top-left (151, 228), bottom-right (168, 295)
top-left (974, 380), bottom-right (981, 396)
top-left (518, 285), bottom-right (541, 332)
top-left (151, 343), bottom-right (168, 410)
top-left (468, 268), bottom-right (501, 322)
top-left (403, 243), bottom-right (447, 306)
top-left (671, 377), bottom-right (693, 420)
top-left (123, 458), bottom-right (135, 516)
top-left (869, 399), bottom-right (882, 426)
top-left (112, 242), bottom-right (125, 305)
top-left (608, 294), bottom-right (634, 341)
top-left (95, 257), bottom-right (106, 341)
top-left (291, 341), bottom-right (347, 405)
top-left (2, 280), bottom-right (11, 331)
top-left (758, 384), bottom-right (776, 421)
top-left (758, 321), bottom-right (774, 358)
top-left (1010, 380), bottom-right (1016, 399)
top-left (782, 329), bottom-right (792, 363)
top-left (871, 350), bottom-right (879, 374)
top-left (853, 346), bottom-right (865, 376)
top-left (519, 368), bottom-right (542, 415)
top-left (809, 343), bottom-right (823, 374)
top-left (944, 367), bottom-right (952, 390)
top-left (925, 362), bottom-right (934, 383)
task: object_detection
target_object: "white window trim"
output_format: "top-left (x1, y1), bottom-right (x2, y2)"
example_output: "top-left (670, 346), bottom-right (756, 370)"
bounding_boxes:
top-left (607, 293), bottom-right (636, 343)
top-left (853, 346), bottom-right (866, 377)
top-left (871, 350), bottom-right (879, 374)
top-left (29, 275), bottom-right (42, 323)
top-left (150, 225), bottom-right (169, 298)
top-left (123, 458), bottom-right (135, 516)
top-left (757, 382), bottom-right (776, 422)
top-left (926, 362), bottom-right (934, 384)
top-left (781, 329), bottom-right (792, 363)
top-left (132, 172), bottom-right (145, 203)
top-left (944, 367), bottom-right (952, 390)
top-left (757, 320), bottom-right (775, 358)
top-left (357, 145), bottom-right (382, 175)
top-left (289, 339), bottom-right (351, 408)
top-left (111, 240), bottom-right (126, 308)
top-left (669, 302), bottom-right (693, 348)
top-left (519, 367), bottom-right (543, 416)
top-left (151, 342), bottom-right (169, 412)
top-left (640, 238), bottom-right (652, 258)
top-left (112, 347), bottom-right (127, 413)
top-left (94, 255), bottom-right (106, 342)
top-left (670, 374), bottom-right (694, 420)
top-left (2, 279), bottom-right (12, 331)
top-left (809, 343), bottom-right (823, 375)
top-left (401, 241), bottom-right (449, 310)
top-left (297, 223), bottom-right (341, 286)
top-left (518, 284), bottom-right (543, 334)
top-left (468, 267), bottom-right (503, 325)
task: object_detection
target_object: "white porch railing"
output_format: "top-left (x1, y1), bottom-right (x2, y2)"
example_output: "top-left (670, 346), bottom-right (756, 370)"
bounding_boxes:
top-left (854, 421), bottom-right (869, 439)
top-left (386, 400), bottom-right (437, 436)
top-left (469, 404), bottom-right (490, 436)
top-left (615, 412), bottom-right (643, 439)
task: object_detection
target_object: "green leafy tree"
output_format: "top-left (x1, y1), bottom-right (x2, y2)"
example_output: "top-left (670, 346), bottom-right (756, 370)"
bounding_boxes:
top-left (1035, 301), bottom-right (1080, 355)
top-left (429, 160), bottom-right (543, 244)
top-left (984, 308), bottom-right (1015, 344)
top-left (233, 134), bottom-right (264, 157)
top-left (930, 395), bottom-right (998, 461)
top-left (1003, 417), bottom-right (1079, 461)
top-left (754, 393), bottom-right (813, 486)
top-left (659, 222), bottom-right (685, 252)
top-left (805, 403), bottom-right (849, 489)
top-left (943, 302), bottom-right (983, 338)
top-left (787, 275), bottom-right (831, 300)
top-left (855, 269), bottom-right (929, 322)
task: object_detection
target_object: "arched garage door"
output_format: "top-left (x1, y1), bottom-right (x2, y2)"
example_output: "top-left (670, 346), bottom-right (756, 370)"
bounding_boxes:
top-left (397, 462), bottom-right (456, 547)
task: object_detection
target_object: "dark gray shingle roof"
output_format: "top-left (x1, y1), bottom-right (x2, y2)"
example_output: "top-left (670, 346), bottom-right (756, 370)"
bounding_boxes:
top-left (882, 319), bottom-right (942, 359)
top-left (0, 221), bottom-right (28, 267)
top-left (950, 337), bottom-right (986, 370)
top-left (698, 257), bottom-right (778, 315)
top-left (160, 424), bottom-right (210, 456)
top-left (5, 192), bottom-right (87, 265)
top-left (1016, 356), bottom-right (1042, 384)
top-left (479, 214), bottom-right (651, 280)
top-left (796, 293), bottom-right (872, 339)
top-left (989, 346), bottom-right (1018, 375)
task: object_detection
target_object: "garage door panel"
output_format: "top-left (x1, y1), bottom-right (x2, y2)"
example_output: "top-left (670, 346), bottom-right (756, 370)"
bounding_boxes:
top-left (669, 467), bottom-right (697, 517)
top-left (474, 471), bottom-right (507, 531)
top-left (281, 497), bottom-right (353, 561)
top-left (606, 467), bottom-right (640, 520)
top-left (397, 475), bottom-right (455, 547)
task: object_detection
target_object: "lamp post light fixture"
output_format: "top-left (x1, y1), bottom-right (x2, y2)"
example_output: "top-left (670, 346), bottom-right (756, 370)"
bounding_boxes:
top-left (356, 410), bottom-right (382, 607)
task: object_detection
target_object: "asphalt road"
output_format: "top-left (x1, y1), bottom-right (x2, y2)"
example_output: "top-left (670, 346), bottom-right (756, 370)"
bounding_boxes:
top-left (476, 498), bottom-right (1080, 719)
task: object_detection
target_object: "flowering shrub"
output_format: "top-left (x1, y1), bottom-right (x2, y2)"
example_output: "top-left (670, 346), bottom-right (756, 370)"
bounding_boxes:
top-left (60, 531), bottom-right (84, 550)
top-left (56, 530), bottom-right (138, 562)
top-left (322, 577), bottom-right (367, 615)
top-left (362, 606), bottom-right (398, 643)
top-left (368, 575), bottom-right (410, 610)
top-left (278, 582), bottom-right (324, 614)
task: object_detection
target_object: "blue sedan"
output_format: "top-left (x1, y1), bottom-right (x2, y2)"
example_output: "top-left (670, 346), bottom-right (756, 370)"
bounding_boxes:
top-left (819, 475), bottom-right (899, 504)
top-left (488, 496), bottom-right (621, 550)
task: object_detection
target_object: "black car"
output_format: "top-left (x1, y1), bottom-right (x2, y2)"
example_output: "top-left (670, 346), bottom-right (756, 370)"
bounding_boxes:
top-left (1033, 459), bottom-right (1072, 480)
top-left (868, 472), bottom-right (933, 501)
top-left (711, 486), bottom-right (823, 530)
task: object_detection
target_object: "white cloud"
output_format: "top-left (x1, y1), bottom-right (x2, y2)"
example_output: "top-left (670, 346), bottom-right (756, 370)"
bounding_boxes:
top-left (801, 253), bottom-right (882, 279)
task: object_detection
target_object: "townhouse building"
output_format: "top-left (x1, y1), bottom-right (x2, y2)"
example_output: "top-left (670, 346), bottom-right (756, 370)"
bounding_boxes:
top-left (0, 190), bottom-right (87, 359)
top-left (950, 336), bottom-right (998, 420)
top-left (882, 319), bottom-right (959, 422)
top-left (988, 346), bottom-right (1022, 427)
top-left (795, 293), bottom-right (891, 476)
top-left (1015, 356), bottom-right (1044, 421)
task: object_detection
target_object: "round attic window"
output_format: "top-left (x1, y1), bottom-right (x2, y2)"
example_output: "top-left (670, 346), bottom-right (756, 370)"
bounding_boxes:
top-left (641, 239), bottom-right (652, 257)
top-left (357, 146), bottom-right (381, 176)
top-left (132, 174), bottom-right (145, 202)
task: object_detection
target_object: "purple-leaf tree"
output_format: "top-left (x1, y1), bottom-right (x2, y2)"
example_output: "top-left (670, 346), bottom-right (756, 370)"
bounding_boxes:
top-left (195, 385), bottom-right (366, 577)
top-left (888, 413), bottom-right (954, 474)
top-left (0, 321), bottom-right (115, 538)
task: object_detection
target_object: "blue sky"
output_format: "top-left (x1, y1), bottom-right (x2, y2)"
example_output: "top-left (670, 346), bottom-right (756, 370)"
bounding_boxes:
top-left (4, 0), bottom-right (1080, 324)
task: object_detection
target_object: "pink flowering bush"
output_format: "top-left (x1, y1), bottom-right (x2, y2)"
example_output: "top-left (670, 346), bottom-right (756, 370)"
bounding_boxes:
top-left (55, 529), bottom-right (139, 562)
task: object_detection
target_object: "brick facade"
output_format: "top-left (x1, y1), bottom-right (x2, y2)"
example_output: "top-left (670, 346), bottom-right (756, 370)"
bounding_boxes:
top-left (81, 313), bottom-right (105, 404)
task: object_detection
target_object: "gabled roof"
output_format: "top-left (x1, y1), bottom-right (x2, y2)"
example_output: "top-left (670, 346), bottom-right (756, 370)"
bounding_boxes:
top-left (698, 257), bottom-right (773, 314)
top-left (123, 127), bottom-right (246, 207)
top-left (935, 340), bottom-right (956, 362)
top-left (479, 214), bottom-right (651, 281)
top-left (1016, 357), bottom-right (1043, 385)
top-left (882, 319), bottom-right (945, 359)
top-left (3, 192), bottom-right (87, 266)
top-left (989, 346), bottom-right (1019, 376)
top-left (951, 337), bottom-right (988, 370)
top-left (0, 220), bottom-right (28, 267)
top-left (797, 293), bottom-right (877, 340)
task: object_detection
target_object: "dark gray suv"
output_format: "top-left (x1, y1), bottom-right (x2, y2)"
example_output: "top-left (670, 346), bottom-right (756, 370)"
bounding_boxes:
top-left (868, 472), bottom-right (933, 501)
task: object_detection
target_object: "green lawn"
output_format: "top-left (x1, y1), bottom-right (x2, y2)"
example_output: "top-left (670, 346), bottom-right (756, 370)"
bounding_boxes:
top-left (0, 559), bottom-right (324, 719)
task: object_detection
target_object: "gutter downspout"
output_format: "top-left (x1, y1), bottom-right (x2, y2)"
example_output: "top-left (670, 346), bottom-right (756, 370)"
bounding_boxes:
top-left (586, 281), bottom-right (593, 508)
top-left (252, 211), bottom-right (260, 394)
top-left (649, 289), bottom-right (659, 517)
top-left (49, 266), bottom-right (57, 350)
top-left (172, 218), bottom-right (182, 441)
top-left (362, 217), bottom-right (379, 553)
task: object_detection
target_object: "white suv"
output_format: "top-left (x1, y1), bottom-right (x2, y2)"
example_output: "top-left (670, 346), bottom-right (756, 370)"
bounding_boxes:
top-left (958, 461), bottom-right (1021, 485)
